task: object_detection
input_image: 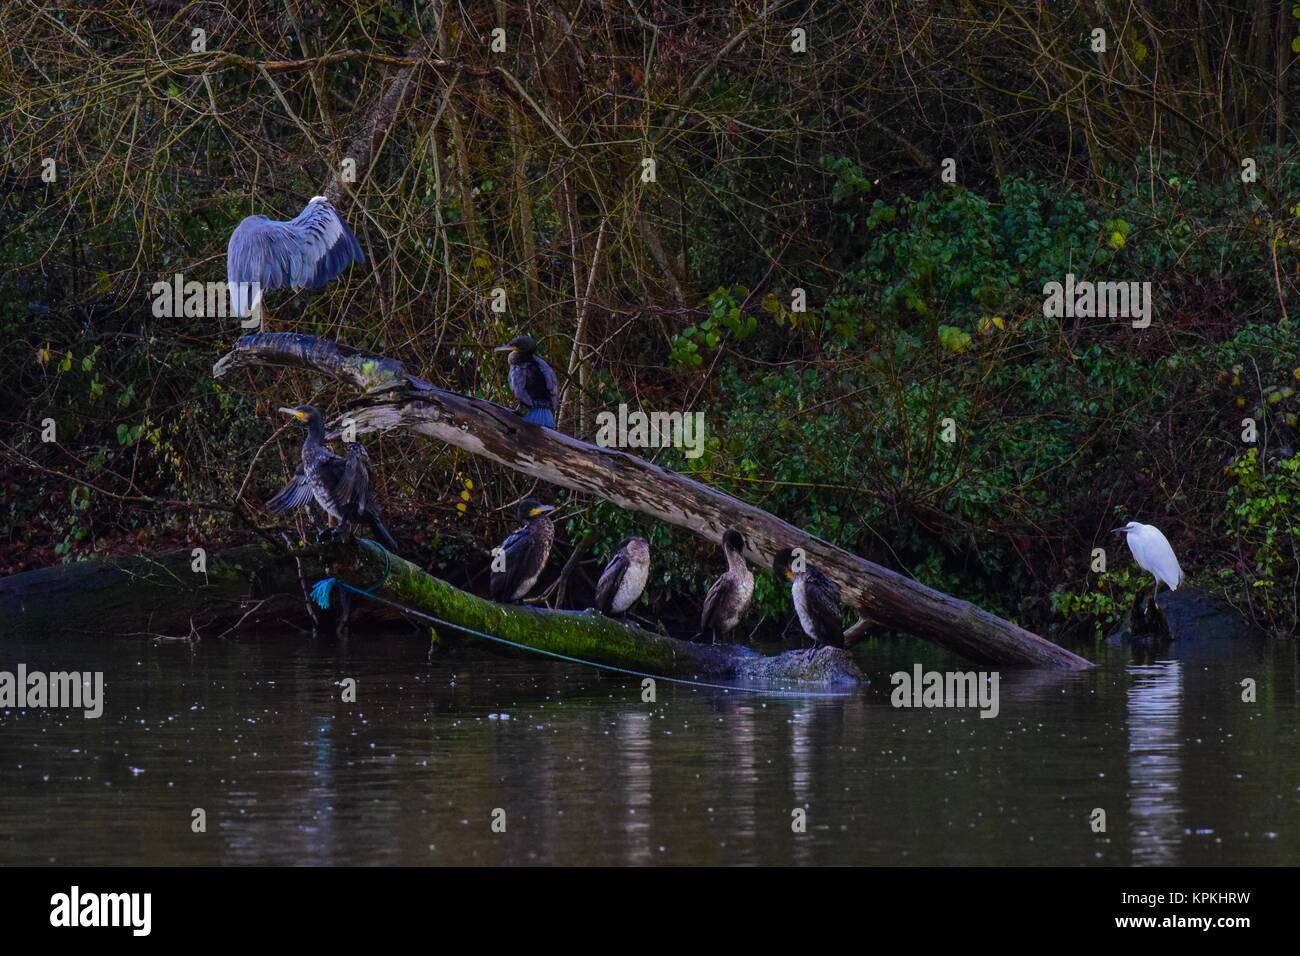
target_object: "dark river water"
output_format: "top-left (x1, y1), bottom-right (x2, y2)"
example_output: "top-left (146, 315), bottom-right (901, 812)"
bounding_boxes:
top-left (1, 628), bottom-right (1296, 865)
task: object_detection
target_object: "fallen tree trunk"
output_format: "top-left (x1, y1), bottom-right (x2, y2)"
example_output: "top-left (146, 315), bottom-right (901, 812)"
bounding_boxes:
top-left (339, 541), bottom-right (864, 686)
top-left (214, 333), bottom-right (1092, 669)
top-left (0, 544), bottom-right (313, 639)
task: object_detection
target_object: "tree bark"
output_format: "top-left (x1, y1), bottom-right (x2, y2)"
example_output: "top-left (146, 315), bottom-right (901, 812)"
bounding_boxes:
top-left (214, 333), bottom-right (1093, 669)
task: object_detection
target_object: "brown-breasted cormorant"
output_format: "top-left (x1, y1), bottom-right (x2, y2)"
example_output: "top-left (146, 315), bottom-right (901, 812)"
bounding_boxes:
top-left (773, 547), bottom-right (846, 647)
top-left (266, 404), bottom-right (399, 552)
top-left (592, 537), bottom-right (651, 616)
top-left (699, 529), bottom-right (754, 643)
top-left (493, 334), bottom-right (558, 428)
top-left (489, 498), bottom-right (557, 602)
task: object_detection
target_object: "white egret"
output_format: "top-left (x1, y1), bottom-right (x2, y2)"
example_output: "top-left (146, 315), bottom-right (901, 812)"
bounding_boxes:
top-left (1112, 521), bottom-right (1183, 603)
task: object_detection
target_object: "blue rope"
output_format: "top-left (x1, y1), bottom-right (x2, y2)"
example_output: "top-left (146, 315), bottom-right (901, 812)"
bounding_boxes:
top-left (310, 540), bottom-right (392, 610)
top-left (308, 552), bottom-right (853, 699)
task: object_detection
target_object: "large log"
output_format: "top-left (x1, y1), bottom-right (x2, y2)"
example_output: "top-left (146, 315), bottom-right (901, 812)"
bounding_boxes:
top-left (337, 541), bottom-right (864, 686)
top-left (215, 333), bottom-right (1092, 669)
top-left (0, 544), bottom-right (310, 639)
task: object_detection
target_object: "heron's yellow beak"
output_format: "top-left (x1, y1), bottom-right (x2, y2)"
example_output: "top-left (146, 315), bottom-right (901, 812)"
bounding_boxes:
top-left (278, 406), bottom-right (308, 422)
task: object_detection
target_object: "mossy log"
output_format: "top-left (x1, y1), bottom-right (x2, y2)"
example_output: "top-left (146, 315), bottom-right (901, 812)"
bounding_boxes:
top-left (339, 542), bottom-right (865, 686)
top-left (215, 332), bottom-right (1092, 670)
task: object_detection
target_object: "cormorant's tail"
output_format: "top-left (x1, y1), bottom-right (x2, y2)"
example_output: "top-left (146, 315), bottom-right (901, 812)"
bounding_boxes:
top-left (522, 405), bottom-right (556, 428)
top-left (366, 513), bottom-right (400, 554)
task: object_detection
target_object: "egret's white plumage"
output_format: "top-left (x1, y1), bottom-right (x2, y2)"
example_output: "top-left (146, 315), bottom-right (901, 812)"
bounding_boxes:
top-left (1114, 521), bottom-right (1183, 594)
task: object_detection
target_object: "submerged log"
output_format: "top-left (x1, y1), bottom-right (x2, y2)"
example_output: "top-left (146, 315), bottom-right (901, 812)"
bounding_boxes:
top-left (0, 544), bottom-right (312, 639)
top-left (338, 541), bottom-right (864, 686)
top-left (216, 333), bottom-right (1092, 669)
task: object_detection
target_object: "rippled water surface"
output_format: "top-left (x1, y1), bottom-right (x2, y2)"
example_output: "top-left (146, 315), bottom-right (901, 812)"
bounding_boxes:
top-left (1, 628), bottom-right (1296, 865)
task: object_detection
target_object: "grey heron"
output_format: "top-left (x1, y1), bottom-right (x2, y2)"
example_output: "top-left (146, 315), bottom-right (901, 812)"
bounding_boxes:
top-left (226, 196), bottom-right (364, 327)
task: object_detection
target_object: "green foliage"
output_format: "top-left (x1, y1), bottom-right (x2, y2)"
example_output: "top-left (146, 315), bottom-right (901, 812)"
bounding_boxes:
top-left (1218, 449), bottom-right (1300, 633)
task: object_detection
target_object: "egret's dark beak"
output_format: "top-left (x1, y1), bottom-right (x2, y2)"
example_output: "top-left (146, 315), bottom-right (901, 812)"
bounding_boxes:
top-left (1110, 527), bottom-right (1126, 534)
top-left (493, 344), bottom-right (514, 353)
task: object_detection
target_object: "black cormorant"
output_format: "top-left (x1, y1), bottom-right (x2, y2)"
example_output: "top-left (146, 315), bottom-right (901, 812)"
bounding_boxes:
top-left (489, 498), bottom-right (557, 602)
top-left (592, 537), bottom-right (650, 616)
top-left (266, 404), bottom-right (399, 552)
top-left (773, 548), bottom-right (846, 647)
top-left (699, 529), bottom-right (754, 643)
top-left (494, 334), bottom-right (558, 428)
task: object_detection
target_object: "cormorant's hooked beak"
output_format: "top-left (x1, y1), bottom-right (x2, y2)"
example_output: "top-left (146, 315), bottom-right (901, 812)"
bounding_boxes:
top-left (528, 504), bottom-right (556, 517)
top-left (493, 344), bottom-right (516, 353)
top-left (278, 406), bottom-right (308, 422)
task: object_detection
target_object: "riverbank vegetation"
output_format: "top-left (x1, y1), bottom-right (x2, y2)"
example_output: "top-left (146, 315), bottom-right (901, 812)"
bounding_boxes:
top-left (3, 1), bottom-right (1298, 639)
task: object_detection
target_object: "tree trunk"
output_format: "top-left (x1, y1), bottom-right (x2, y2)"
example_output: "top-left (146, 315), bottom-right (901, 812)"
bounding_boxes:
top-left (339, 540), bottom-right (864, 685)
top-left (214, 333), bottom-right (1093, 670)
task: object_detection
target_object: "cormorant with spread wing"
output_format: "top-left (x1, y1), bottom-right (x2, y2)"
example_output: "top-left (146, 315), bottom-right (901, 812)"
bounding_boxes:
top-left (489, 498), bottom-right (557, 602)
top-left (592, 537), bottom-right (650, 616)
top-left (699, 529), bottom-right (754, 643)
top-left (266, 404), bottom-right (399, 552)
top-left (773, 547), bottom-right (846, 647)
top-left (493, 334), bottom-right (558, 428)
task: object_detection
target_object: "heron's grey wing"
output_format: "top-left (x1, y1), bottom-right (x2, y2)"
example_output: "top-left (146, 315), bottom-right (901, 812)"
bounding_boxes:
top-left (594, 548), bottom-right (629, 612)
top-left (227, 216), bottom-right (295, 318)
top-left (266, 467), bottom-right (313, 515)
top-left (285, 198), bottom-right (365, 290)
top-left (336, 443), bottom-right (372, 514)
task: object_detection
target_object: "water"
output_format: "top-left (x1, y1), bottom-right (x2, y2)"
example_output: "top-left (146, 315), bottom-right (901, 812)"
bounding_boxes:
top-left (1, 629), bottom-right (1296, 865)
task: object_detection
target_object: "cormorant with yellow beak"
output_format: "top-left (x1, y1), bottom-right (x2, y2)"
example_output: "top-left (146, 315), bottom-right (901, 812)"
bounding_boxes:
top-left (493, 334), bottom-right (558, 428)
top-left (773, 547), bottom-right (846, 647)
top-left (267, 404), bottom-right (399, 552)
top-left (490, 498), bottom-right (557, 602)
top-left (699, 529), bottom-right (753, 643)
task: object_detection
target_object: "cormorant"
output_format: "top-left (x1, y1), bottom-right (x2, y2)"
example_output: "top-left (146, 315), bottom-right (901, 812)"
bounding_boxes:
top-left (773, 547), bottom-right (846, 647)
top-left (489, 498), bottom-right (557, 602)
top-left (494, 334), bottom-right (558, 428)
top-left (699, 529), bottom-right (754, 643)
top-left (266, 404), bottom-right (399, 552)
top-left (592, 537), bottom-right (650, 616)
